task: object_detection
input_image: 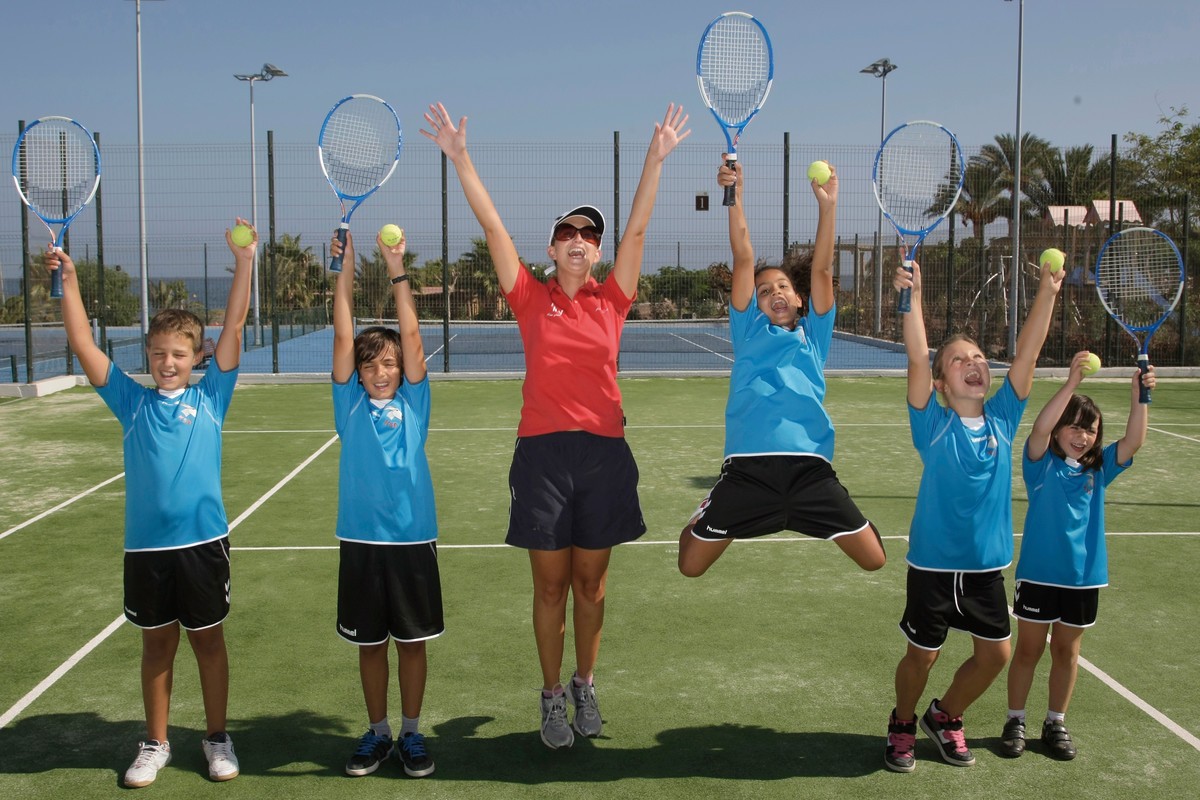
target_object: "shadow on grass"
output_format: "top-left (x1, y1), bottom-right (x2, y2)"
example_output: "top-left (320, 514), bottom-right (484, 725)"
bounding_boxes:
top-left (0, 709), bottom-right (351, 784)
top-left (0, 711), bottom-right (887, 784)
top-left (425, 716), bottom-right (882, 782)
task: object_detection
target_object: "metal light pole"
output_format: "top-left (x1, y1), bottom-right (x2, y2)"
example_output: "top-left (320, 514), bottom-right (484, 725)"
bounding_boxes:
top-left (1006, 0), bottom-right (1025, 355)
top-left (234, 63), bottom-right (287, 345)
top-left (130, 0), bottom-right (164, 341)
top-left (861, 58), bottom-right (897, 335)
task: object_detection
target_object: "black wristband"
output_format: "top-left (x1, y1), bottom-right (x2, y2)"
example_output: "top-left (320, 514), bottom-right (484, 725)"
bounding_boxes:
top-left (390, 274), bottom-right (409, 285)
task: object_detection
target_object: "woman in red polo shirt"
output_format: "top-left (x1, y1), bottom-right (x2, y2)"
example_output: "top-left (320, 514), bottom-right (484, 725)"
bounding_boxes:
top-left (422, 101), bottom-right (689, 750)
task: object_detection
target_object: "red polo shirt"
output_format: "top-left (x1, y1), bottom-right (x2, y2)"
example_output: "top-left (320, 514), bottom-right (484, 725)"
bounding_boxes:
top-left (504, 267), bottom-right (633, 438)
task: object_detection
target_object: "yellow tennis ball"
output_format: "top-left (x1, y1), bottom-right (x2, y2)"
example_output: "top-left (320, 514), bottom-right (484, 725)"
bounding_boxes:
top-left (807, 160), bottom-right (832, 186)
top-left (1040, 247), bottom-right (1065, 273)
top-left (1082, 352), bottom-right (1101, 376)
top-left (230, 224), bottom-right (254, 248)
top-left (379, 224), bottom-right (404, 247)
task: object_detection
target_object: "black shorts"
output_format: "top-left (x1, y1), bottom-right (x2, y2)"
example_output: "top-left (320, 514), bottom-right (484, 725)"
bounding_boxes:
top-left (506, 431), bottom-right (646, 551)
top-left (337, 540), bottom-right (445, 645)
top-left (123, 537), bottom-right (231, 631)
top-left (899, 567), bottom-right (1011, 650)
top-left (690, 455), bottom-right (871, 541)
top-left (1012, 580), bottom-right (1100, 628)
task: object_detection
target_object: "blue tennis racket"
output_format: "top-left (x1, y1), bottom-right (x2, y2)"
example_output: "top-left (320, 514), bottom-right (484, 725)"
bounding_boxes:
top-left (11, 116), bottom-right (101, 299)
top-left (872, 120), bottom-right (965, 313)
top-left (318, 94), bottom-right (402, 273)
top-left (1095, 226), bottom-right (1184, 403)
top-left (696, 11), bottom-right (773, 207)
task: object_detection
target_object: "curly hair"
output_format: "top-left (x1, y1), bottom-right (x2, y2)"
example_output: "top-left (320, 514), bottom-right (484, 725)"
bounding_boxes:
top-left (1048, 394), bottom-right (1104, 471)
top-left (754, 247), bottom-right (815, 302)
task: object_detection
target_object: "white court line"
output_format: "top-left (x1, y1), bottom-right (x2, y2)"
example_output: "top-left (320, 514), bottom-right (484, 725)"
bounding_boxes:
top-left (669, 332), bottom-right (733, 363)
top-left (0, 473), bottom-right (125, 542)
top-left (1078, 654), bottom-right (1200, 750)
top-left (0, 616), bottom-right (127, 730)
top-left (1148, 426), bottom-right (1200, 444)
top-left (0, 436), bottom-right (339, 731)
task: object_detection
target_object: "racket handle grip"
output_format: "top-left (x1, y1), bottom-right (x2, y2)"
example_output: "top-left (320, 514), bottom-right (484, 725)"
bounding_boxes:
top-left (1138, 354), bottom-right (1152, 404)
top-left (50, 263), bottom-right (63, 299)
top-left (723, 157), bottom-right (737, 207)
top-left (896, 261), bottom-right (914, 314)
top-left (329, 225), bottom-right (348, 273)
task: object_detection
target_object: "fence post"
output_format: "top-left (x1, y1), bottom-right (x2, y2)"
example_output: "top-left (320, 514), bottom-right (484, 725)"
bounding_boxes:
top-left (782, 132), bottom-right (790, 259)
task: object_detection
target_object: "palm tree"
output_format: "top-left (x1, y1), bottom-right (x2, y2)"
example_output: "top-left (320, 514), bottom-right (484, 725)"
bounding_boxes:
top-left (953, 159), bottom-right (1007, 241)
top-left (1027, 145), bottom-right (1109, 217)
top-left (265, 234), bottom-right (322, 315)
top-left (977, 132), bottom-right (1054, 234)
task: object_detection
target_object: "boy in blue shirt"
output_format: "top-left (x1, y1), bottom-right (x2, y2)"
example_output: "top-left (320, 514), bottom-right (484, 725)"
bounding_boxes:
top-left (329, 230), bottom-right (442, 779)
top-left (46, 220), bottom-right (255, 787)
top-left (885, 257), bottom-right (1062, 773)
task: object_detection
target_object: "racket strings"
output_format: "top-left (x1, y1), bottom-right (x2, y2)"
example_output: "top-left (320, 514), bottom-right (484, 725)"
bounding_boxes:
top-left (1097, 230), bottom-right (1184, 328)
top-left (699, 18), bottom-right (770, 124)
top-left (320, 102), bottom-right (400, 197)
top-left (15, 121), bottom-right (98, 219)
top-left (876, 126), bottom-right (961, 234)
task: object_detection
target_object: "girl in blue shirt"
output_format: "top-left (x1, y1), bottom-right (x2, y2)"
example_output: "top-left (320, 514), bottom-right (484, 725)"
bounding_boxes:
top-left (678, 159), bottom-right (885, 577)
top-left (1000, 352), bottom-right (1155, 761)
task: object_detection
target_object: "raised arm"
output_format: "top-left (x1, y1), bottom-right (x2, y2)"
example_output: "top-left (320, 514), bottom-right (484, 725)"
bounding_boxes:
top-left (808, 163), bottom-right (839, 316)
top-left (331, 230), bottom-right (357, 384)
top-left (1116, 364), bottom-right (1155, 464)
top-left (1007, 260), bottom-right (1064, 399)
top-left (379, 229), bottom-right (427, 384)
top-left (610, 104), bottom-right (691, 298)
top-left (45, 247), bottom-right (110, 386)
top-left (726, 159), bottom-right (756, 312)
top-left (214, 218), bottom-right (257, 371)
top-left (421, 104), bottom-right (521, 294)
top-left (894, 260), bottom-right (932, 409)
top-left (1025, 350), bottom-right (1088, 461)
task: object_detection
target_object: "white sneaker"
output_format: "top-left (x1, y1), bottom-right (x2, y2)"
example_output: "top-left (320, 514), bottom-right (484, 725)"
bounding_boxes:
top-left (124, 740), bottom-right (171, 788)
top-left (201, 731), bottom-right (240, 781)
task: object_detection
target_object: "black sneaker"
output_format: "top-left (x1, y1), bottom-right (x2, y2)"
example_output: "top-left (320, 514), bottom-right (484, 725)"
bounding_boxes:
top-left (1000, 717), bottom-right (1027, 758)
top-left (399, 732), bottom-right (435, 777)
top-left (1041, 719), bottom-right (1077, 761)
top-left (885, 710), bottom-right (917, 773)
top-left (345, 730), bottom-right (393, 776)
top-left (919, 700), bottom-right (975, 766)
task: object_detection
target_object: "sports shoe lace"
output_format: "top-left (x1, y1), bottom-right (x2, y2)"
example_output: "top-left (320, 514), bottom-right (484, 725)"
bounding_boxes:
top-left (353, 731), bottom-right (386, 757)
top-left (942, 720), bottom-right (969, 753)
top-left (131, 743), bottom-right (165, 769)
top-left (888, 729), bottom-right (916, 754)
top-left (403, 733), bottom-right (427, 758)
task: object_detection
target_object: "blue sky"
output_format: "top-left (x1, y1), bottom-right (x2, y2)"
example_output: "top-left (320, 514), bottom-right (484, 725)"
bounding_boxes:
top-left (4, 0), bottom-right (1198, 151)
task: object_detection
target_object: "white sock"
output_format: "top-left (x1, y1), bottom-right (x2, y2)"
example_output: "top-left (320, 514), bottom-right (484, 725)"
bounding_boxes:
top-left (1008, 709), bottom-right (1026, 721)
top-left (400, 715), bottom-right (420, 737)
top-left (370, 717), bottom-right (392, 738)
top-left (1047, 710), bottom-right (1065, 723)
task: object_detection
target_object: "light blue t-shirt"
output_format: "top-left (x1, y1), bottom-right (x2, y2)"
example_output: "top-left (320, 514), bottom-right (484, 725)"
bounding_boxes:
top-left (1017, 442), bottom-right (1129, 588)
top-left (724, 302), bottom-right (836, 460)
top-left (333, 376), bottom-right (437, 544)
top-left (96, 361), bottom-right (238, 552)
top-left (906, 378), bottom-right (1027, 572)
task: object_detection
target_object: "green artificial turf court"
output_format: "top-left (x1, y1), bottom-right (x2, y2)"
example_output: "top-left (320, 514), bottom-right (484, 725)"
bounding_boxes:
top-left (1, 375), bottom-right (1198, 798)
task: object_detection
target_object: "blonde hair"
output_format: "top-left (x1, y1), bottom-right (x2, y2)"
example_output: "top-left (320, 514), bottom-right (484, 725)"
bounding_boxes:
top-left (931, 333), bottom-right (980, 382)
top-left (148, 309), bottom-right (203, 353)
